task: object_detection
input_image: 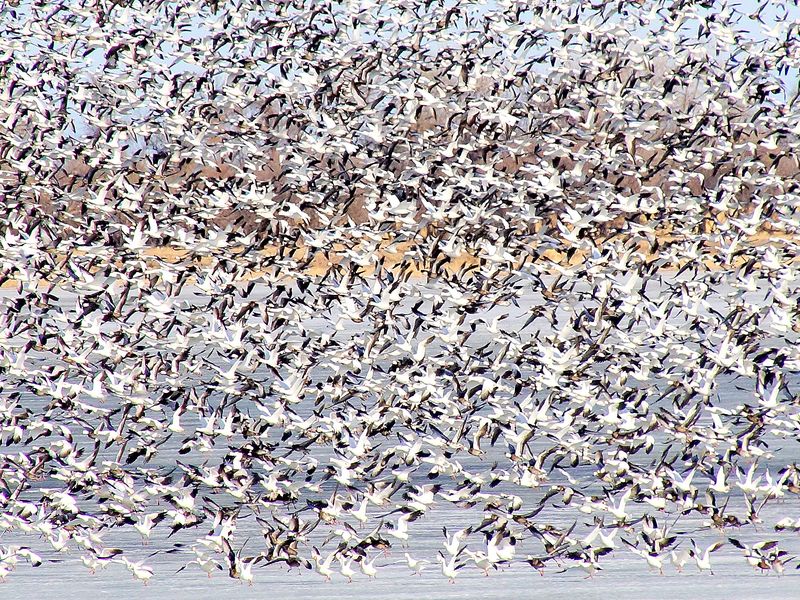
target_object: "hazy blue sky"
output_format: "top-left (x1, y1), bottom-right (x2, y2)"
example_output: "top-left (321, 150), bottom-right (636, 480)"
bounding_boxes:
top-left (3, 0), bottom-right (797, 142)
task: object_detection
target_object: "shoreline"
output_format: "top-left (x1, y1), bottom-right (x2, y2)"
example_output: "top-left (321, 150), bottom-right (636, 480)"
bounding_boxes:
top-left (2, 229), bottom-right (797, 290)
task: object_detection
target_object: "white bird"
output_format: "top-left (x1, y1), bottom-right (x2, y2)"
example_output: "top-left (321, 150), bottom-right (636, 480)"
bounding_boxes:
top-left (358, 553), bottom-right (379, 578)
top-left (122, 558), bottom-right (154, 585)
top-left (311, 548), bottom-right (336, 581)
top-left (690, 541), bottom-right (725, 574)
top-left (583, 525), bottom-right (617, 549)
top-left (443, 526), bottom-right (470, 555)
top-left (338, 555), bottom-right (356, 583)
top-left (438, 551), bottom-right (464, 583)
top-left (465, 550), bottom-right (494, 576)
top-left (708, 466), bottom-right (730, 493)
top-left (487, 531), bottom-right (517, 564)
top-left (670, 547), bottom-right (692, 572)
top-left (736, 463), bottom-right (762, 495)
top-left (133, 512), bottom-right (166, 543)
top-left (404, 552), bottom-right (428, 576)
top-left (386, 512), bottom-right (414, 543)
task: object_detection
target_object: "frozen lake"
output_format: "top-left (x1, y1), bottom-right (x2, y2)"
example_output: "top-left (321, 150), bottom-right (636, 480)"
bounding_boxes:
top-left (4, 541), bottom-right (799, 600)
top-left (1, 276), bottom-right (799, 598)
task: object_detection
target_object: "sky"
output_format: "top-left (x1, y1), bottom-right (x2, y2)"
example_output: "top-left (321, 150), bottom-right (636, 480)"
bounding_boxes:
top-left (1, 0), bottom-right (798, 143)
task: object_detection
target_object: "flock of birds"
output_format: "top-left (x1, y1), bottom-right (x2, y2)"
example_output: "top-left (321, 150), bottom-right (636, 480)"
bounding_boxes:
top-left (1, 0), bottom-right (800, 588)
